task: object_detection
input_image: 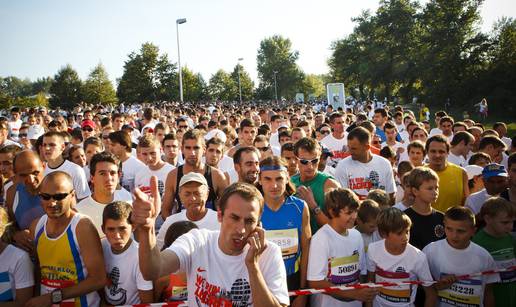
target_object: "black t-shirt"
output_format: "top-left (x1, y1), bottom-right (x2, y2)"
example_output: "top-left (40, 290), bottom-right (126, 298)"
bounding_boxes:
top-left (405, 207), bottom-right (446, 250)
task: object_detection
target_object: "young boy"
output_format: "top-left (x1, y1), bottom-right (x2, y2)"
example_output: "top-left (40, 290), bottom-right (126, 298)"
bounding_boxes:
top-left (367, 207), bottom-right (437, 307)
top-left (424, 206), bottom-right (500, 307)
top-left (307, 188), bottom-right (377, 307)
top-left (395, 161), bottom-right (414, 203)
top-left (101, 201), bottom-right (153, 305)
top-left (472, 197), bottom-right (515, 307)
top-left (355, 199), bottom-right (382, 251)
top-left (404, 167), bottom-right (445, 251)
top-left (393, 173), bottom-right (414, 211)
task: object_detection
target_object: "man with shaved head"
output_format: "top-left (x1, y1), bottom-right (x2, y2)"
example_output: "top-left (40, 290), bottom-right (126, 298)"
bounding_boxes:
top-left (27, 171), bottom-right (106, 306)
top-left (5, 150), bottom-right (46, 252)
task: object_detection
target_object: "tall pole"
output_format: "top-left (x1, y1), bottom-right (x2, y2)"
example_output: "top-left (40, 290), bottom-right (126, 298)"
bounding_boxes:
top-left (176, 18), bottom-right (187, 102)
top-left (238, 58), bottom-right (243, 104)
top-left (273, 71), bottom-right (278, 101)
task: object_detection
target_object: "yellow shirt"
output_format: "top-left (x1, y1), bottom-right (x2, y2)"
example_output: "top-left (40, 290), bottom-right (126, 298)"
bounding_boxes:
top-left (430, 162), bottom-right (465, 212)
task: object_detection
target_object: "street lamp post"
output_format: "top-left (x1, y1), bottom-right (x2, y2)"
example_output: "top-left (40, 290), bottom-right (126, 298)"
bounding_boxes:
top-left (273, 71), bottom-right (278, 101)
top-left (176, 18), bottom-right (187, 102)
top-left (237, 58), bottom-right (243, 104)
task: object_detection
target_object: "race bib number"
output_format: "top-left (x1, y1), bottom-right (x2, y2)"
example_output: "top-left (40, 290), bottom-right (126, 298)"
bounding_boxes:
top-left (41, 278), bottom-right (76, 307)
top-left (265, 228), bottom-right (299, 259)
top-left (438, 275), bottom-right (482, 307)
top-left (328, 254), bottom-right (360, 284)
top-left (375, 267), bottom-right (412, 304)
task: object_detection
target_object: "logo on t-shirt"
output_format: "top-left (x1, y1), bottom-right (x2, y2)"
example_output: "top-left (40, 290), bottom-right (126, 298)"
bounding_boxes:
top-left (195, 270), bottom-right (251, 306)
top-left (105, 267), bottom-right (127, 305)
top-left (434, 225), bottom-right (445, 238)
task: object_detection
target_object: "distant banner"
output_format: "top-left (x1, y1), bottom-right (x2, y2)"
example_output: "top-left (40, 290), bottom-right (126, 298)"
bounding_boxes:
top-left (295, 93), bottom-right (304, 103)
top-left (326, 83), bottom-right (345, 109)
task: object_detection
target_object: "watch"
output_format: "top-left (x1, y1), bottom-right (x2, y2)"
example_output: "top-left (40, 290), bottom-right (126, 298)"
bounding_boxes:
top-left (311, 206), bottom-right (322, 215)
top-left (51, 289), bottom-right (63, 304)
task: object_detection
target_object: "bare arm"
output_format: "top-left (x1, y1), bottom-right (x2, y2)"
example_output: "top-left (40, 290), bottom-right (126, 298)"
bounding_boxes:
top-left (308, 280), bottom-right (377, 302)
top-left (137, 289), bottom-right (154, 304)
top-left (212, 168), bottom-right (229, 199)
top-left (483, 284), bottom-right (495, 307)
top-left (0, 286), bottom-right (33, 307)
top-left (423, 285), bottom-right (437, 307)
top-left (291, 204), bottom-right (312, 307)
top-left (161, 169), bottom-right (177, 218)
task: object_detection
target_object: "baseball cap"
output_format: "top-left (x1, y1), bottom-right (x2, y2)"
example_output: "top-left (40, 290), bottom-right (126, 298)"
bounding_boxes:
top-left (482, 163), bottom-right (508, 179)
top-left (81, 119), bottom-right (96, 129)
top-left (204, 129), bottom-right (227, 143)
top-left (278, 124), bottom-right (289, 130)
top-left (179, 172), bottom-right (208, 188)
top-left (465, 165), bottom-right (483, 180)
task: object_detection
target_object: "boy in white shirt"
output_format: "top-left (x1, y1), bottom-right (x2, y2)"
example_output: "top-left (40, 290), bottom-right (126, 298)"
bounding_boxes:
top-left (308, 188), bottom-right (377, 307)
top-left (423, 206), bottom-right (499, 307)
top-left (101, 201), bottom-right (153, 306)
top-left (367, 207), bottom-right (437, 307)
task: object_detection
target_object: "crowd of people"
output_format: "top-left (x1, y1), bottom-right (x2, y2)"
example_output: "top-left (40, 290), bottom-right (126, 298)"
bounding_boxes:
top-left (0, 100), bottom-right (514, 307)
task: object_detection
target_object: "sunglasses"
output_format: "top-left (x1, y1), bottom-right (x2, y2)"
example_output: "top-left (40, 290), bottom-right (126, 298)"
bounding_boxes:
top-left (39, 191), bottom-right (73, 201)
top-left (320, 130), bottom-right (331, 135)
top-left (179, 125), bottom-right (189, 129)
top-left (82, 127), bottom-right (93, 132)
top-left (19, 133), bottom-right (28, 137)
top-left (297, 157), bottom-right (319, 165)
top-left (257, 146), bottom-right (270, 152)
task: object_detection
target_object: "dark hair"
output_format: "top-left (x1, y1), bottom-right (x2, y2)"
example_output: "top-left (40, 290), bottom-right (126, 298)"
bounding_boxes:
top-left (293, 137), bottom-right (320, 156)
top-left (479, 136), bottom-right (506, 150)
top-left (323, 188), bottom-right (360, 218)
top-left (444, 206), bottom-right (475, 226)
top-left (380, 146), bottom-right (395, 160)
top-left (182, 129), bottom-right (205, 144)
top-left (383, 121), bottom-right (396, 131)
top-left (102, 201), bottom-right (132, 226)
top-left (374, 108), bottom-right (388, 118)
top-left (281, 142), bottom-right (295, 154)
top-left (162, 221), bottom-right (198, 251)
top-left (84, 136), bottom-right (104, 151)
top-left (367, 189), bottom-right (390, 208)
top-left (0, 144), bottom-right (21, 156)
top-left (426, 135), bottom-right (450, 152)
top-left (90, 152), bottom-right (120, 176)
top-left (239, 118), bottom-right (256, 130)
top-left (479, 197), bottom-right (515, 219)
top-left (206, 137), bottom-right (225, 148)
top-left (329, 112), bottom-right (344, 124)
top-left (358, 199), bottom-right (381, 222)
top-left (397, 161), bottom-right (414, 178)
top-left (347, 126), bottom-right (371, 145)
top-left (508, 152), bottom-right (516, 169)
top-left (162, 133), bottom-right (178, 145)
top-left (468, 152), bottom-right (492, 165)
top-left (259, 156), bottom-right (296, 196)
top-left (217, 182), bottom-right (264, 216)
top-left (233, 146), bottom-right (260, 164)
top-left (439, 116), bottom-right (454, 126)
top-left (450, 131), bottom-right (474, 146)
top-left (108, 131), bottom-right (132, 152)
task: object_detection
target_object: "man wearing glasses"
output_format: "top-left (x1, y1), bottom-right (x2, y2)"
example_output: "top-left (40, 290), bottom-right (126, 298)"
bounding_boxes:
top-left (27, 171), bottom-right (106, 307)
top-left (291, 137), bottom-right (340, 233)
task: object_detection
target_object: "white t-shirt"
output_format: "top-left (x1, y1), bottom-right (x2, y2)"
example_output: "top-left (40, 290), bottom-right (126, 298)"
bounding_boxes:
top-left (44, 160), bottom-right (91, 200)
top-left (134, 163), bottom-right (175, 198)
top-left (423, 239), bottom-right (499, 307)
top-left (8, 119), bottom-right (22, 141)
top-left (218, 155), bottom-right (234, 173)
top-left (393, 201), bottom-right (410, 211)
top-left (157, 210), bottom-right (220, 250)
top-left (0, 244), bottom-right (34, 302)
top-left (121, 156), bottom-right (146, 192)
top-left (101, 239), bottom-right (153, 306)
top-left (226, 168), bottom-right (239, 184)
top-left (321, 133), bottom-right (348, 169)
top-left (465, 189), bottom-right (492, 215)
top-left (447, 152), bottom-right (467, 168)
top-left (168, 229), bottom-right (289, 306)
top-left (307, 225), bottom-right (366, 307)
top-left (367, 240), bottom-right (433, 307)
top-left (335, 155), bottom-right (397, 199)
top-left (76, 191), bottom-right (133, 236)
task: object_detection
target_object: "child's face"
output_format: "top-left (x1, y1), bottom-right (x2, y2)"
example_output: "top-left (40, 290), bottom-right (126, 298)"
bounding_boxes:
top-left (384, 227), bottom-right (410, 250)
top-left (334, 208), bottom-right (358, 230)
top-left (412, 179), bottom-right (439, 204)
top-left (103, 218), bottom-right (133, 252)
top-left (485, 212), bottom-right (514, 237)
top-left (444, 218), bottom-right (475, 249)
top-left (357, 217), bottom-right (377, 235)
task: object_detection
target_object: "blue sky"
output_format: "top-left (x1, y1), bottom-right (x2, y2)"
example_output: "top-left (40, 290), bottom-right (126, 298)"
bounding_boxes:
top-left (1, 0), bottom-right (515, 85)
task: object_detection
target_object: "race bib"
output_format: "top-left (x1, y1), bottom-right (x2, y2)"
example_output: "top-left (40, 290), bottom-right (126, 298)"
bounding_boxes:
top-left (328, 254), bottom-right (360, 284)
top-left (375, 267), bottom-right (412, 304)
top-left (265, 228), bottom-right (299, 259)
top-left (41, 278), bottom-right (77, 307)
top-left (438, 275), bottom-right (482, 307)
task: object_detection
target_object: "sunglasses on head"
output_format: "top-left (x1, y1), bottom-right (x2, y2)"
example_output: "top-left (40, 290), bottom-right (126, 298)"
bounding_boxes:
top-left (39, 191), bottom-right (73, 201)
top-left (297, 157), bottom-right (319, 165)
top-left (82, 127), bottom-right (93, 132)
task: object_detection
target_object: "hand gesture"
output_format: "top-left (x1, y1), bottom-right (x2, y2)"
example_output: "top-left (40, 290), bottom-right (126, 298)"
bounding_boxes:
top-left (131, 176), bottom-right (161, 230)
top-left (245, 227), bottom-right (267, 268)
top-left (13, 229), bottom-right (33, 252)
top-left (351, 287), bottom-right (378, 302)
top-left (296, 186), bottom-right (317, 209)
top-left (435, 274), bottom-right (457, 290)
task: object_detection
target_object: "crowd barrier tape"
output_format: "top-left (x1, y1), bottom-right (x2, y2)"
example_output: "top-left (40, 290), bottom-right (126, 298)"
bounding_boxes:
top-left (120, 265), bottom-right (516, 307)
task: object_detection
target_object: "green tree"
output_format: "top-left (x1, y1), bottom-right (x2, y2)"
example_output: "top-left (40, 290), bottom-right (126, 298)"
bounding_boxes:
top-left (256, 35), bottom-right (304, 100)
top-left (49, 64), bottom-right (82, 109)
top-left (31, 77), bottom-right (54, 94)
top-left (82, 63), bottom-right (118, 105)
top-left (0, 76), bottom-right (33, 98)
top-left (117, 42), bottom-right (177, 103)
top-left (230, 64), bottom-right (254, 101)
top-left (301, 74), bottom-right (325, 99)
top-left (182, 67), bottom-right (209, 102)
top-left (208, 70), bottom-right (237, 101)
